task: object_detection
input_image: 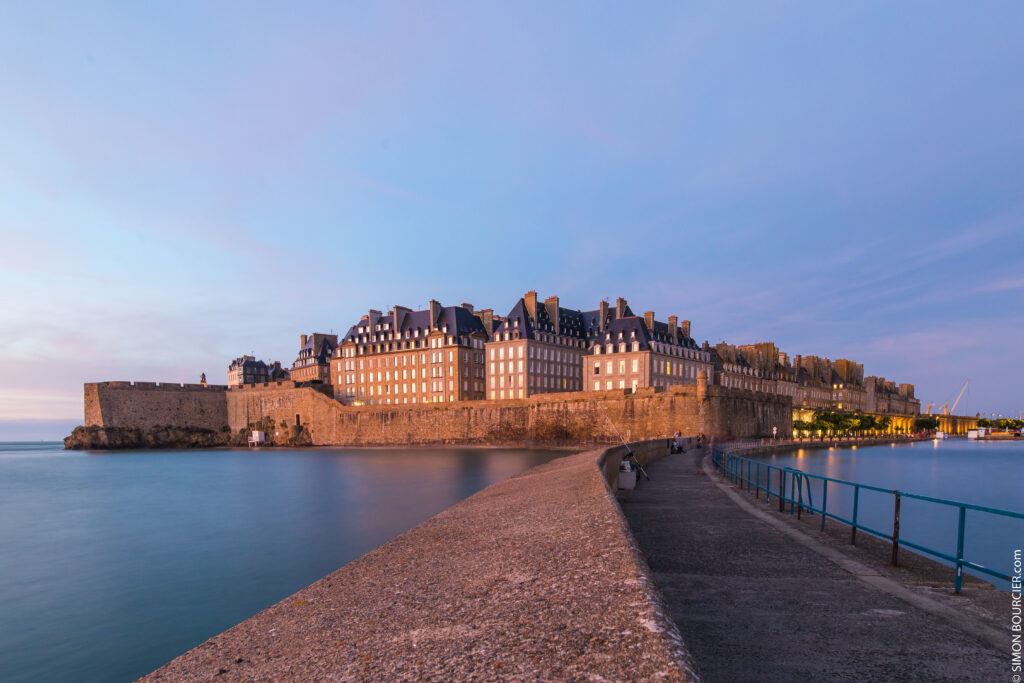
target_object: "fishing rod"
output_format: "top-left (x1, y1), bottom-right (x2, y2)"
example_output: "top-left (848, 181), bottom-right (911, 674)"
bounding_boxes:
top-left (597, 401), bottom-right (649, 480)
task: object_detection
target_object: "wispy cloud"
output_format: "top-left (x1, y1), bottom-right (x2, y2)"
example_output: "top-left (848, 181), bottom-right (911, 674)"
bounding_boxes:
top-left (972, 276), bottom-right (1024, 294)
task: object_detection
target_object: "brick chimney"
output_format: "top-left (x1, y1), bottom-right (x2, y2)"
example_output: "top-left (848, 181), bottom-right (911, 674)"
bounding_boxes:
top-left (643, 311), bottom-right (655, 330)
top-left (392, 305), bottom-right (411, 331)
top-left (615, 297), bottom-right (628, 319)
top-left (524, 290), bottom-right (538, 321)
top-left (300, 334), bottom-right (308, 348)
top-left (544, 295), bottom-right (560, 334)
top-left (461, 302), bottom-right (474, 312)
top-left (478, 308), bottom-right (494, 335)
top-left (428, 300), bottom-right (442, 328)
top-left (681, 319), bottom-right (691, 339)
top-left (668, 315), bottom-right (678, 343)
top-left (368, 309), bottom-right (381, 330)
top-left (599, 300), bottom-right (609, 332)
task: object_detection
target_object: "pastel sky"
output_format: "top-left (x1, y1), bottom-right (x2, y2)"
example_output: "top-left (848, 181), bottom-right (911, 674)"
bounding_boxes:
top-left (2, 3), bottom-right (1022, 439)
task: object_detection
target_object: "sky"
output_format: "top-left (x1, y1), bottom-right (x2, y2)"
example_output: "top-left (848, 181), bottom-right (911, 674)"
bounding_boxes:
top-left (1, 2), bottom-right (1022, 438)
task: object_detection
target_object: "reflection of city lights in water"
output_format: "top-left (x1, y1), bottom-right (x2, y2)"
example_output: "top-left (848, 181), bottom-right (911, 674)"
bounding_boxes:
top-left (933, 439), bottom-right (940, 449)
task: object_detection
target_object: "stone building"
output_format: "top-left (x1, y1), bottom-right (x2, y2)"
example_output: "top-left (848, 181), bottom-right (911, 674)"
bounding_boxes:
top-left (290, 333), bottom-right (338, 384)
top-left (583, 301), bottom-right (714, 393)
top-left (865, 377), bottom-right (920, 415)
top-left (333, 301), bottom-right (488, 405)
top-left (737, 342), bottom-right (799, 401)
top-left (485, 291), bottom-right (589, 400)
top-left (227, 356), bottom-right (289, 387)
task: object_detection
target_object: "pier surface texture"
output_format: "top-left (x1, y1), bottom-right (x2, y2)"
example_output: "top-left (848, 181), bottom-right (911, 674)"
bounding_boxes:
top-left (618, 448), bottom-right (1006, 682)
top-left (142, 443), bottom-right (699, 681)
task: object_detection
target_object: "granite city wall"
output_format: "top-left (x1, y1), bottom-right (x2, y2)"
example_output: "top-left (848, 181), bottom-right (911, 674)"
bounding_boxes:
top-left (251, 384), bottom-right (788, 446)
top-left (84, 382), bottom-right (229, 432)
top-left (83, 380), bottom-right (791, 446)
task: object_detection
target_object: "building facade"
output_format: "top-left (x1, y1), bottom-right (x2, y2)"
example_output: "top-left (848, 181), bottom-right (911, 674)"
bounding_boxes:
top-left (290, 333), bottom-right (338, 384)
top-left (227, 356), bottom-right (289, 387)
top-left (583, 304), bottom-right (714, 393)
top-left (333, 301), bottom-right (488, 405)
top-left (485, 291), bottom-right (589, 400)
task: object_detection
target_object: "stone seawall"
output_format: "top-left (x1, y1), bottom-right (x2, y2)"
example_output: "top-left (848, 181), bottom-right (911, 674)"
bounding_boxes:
top-left (141, 441), bottom-right (699, 681)
top-left (226, 383), bottom-right (790, 446)
top-left (85, 382), bottom-right (229, 432)
top-left (79, 380), bottom-right (791, 447)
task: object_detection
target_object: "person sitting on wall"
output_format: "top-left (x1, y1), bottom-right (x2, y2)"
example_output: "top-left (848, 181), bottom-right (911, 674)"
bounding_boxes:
top-left (672, 430), bottom-right (684, 453)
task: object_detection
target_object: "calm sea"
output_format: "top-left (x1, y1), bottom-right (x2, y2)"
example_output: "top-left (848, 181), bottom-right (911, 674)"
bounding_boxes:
top-left (0, 443), bottom-right (563, 683)
top-left (762, 439), bottom-right (1024, 588)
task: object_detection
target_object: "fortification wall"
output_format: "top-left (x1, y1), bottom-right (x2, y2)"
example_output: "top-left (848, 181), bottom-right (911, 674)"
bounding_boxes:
top-left (84, 381), bottom-right (791, 447)
top-left (84, 382), bottom-right (229, 432)
top-left (225, 384), bottom-right (792, 446)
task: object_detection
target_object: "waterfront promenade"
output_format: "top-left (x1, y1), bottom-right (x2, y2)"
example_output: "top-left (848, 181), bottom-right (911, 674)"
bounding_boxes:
top-left (619, 448), bottom-right (1006, 682)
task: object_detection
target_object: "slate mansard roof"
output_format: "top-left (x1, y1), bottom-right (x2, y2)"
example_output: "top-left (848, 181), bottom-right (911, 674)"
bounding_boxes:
top-left (342, 304), bottom-right (488, 346)
top-left (592, 316), bottom-right (700, 352)
top-left (294, 334), bottom-right (337, 367)
top-left (492, 298), bottom-right (588, 340)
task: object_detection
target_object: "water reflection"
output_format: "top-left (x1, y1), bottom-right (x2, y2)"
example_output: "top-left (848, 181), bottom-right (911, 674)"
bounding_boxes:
top-left (0, 444), bottom-right (563, 683)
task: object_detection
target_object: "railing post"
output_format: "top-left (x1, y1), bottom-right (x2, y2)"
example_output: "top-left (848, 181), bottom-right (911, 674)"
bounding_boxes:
top-left (955, 506), bottom-right (966, 593)
top-left (779, 469), bottom-right (785, 512)
top-left (747, 459), bottom-right (751, 492)
top-left (891, 492), bottom-right (901, 566)
top-left (756, 462), bottom-right (760, 499)
top-left (820, 480), bottom-right (828, 531)
top-left (797, 473), bottom-right (803, 520)
top-left (789, 470), bottom-right (796, 514)
top-left (851, 486), bottom-right (860, 545)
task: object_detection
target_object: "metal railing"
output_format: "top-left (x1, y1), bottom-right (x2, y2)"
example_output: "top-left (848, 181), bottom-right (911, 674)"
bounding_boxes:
top-left (710, 446), bottom-right (1024, 592)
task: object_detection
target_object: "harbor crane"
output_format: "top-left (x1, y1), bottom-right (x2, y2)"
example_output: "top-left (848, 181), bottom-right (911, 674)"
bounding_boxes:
top-left (925, 402), bottom-right (935, 415)
top-left (941, 379), bottom-right (970, 415)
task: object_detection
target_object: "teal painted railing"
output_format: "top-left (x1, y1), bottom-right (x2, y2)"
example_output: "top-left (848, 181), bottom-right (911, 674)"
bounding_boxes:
top-left (710, 447), bottom-right (1024, 592)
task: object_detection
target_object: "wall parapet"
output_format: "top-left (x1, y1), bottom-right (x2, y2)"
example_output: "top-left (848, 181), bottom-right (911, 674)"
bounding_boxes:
top-left (92, 381), bottom-right (228, 392)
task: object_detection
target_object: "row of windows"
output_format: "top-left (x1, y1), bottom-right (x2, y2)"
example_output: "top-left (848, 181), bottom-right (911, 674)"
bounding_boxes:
top-left (488, 344), bottom-right (581, 362)
top-left (337, 350), bottom-right (484, 371)
top-left (489, 375), bottom-right (579, 391)
top-left (492, 330), bottom-right (586, 347)
top-left (593, 342), bottom-right (705, 359)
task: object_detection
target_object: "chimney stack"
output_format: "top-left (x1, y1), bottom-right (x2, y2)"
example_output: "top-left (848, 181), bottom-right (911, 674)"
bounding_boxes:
top-left (392, 305), bottom-right (411, 331)
top-left (300, 334), bottom-right (308, 348)
top-left (644, 311), bottom-right (655, 330)
top-left (681, 320), bottom-right (691, 339)
top-left (599, 300), bottom-right (609, 332)
top-left (461, 302), bottom-right (474, 312)
top-left (668, 315), bottom-right (678, 343)
top-left (544, 295), bottom-right (560, 334)
top-left (524, 290), bottom-right (538, 321)
top-left (368, 309), bottom-right (381, 330)
top-left (615, 297), bottom-right (628, 319)
top-left (428, 300), bottom-right (442, 328)
top-left (477, 308), bottom-right (494, 335)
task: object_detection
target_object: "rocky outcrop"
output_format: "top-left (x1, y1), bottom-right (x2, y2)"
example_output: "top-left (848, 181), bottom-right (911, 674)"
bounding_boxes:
top-left (64, 425), bottom-right (231, 450)
top-left (64, 421), bottom-right (314, 450)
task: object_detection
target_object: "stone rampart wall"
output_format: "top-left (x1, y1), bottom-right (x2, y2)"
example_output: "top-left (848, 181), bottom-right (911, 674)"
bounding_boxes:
top-left (85, 382), bottom-right (792, 447)
top-left (84, 382), bottom-right (229, 432)
top-left (224, 384), bottom-right (790, 446)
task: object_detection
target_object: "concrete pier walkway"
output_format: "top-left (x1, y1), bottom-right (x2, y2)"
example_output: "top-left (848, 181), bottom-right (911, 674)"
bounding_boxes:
top-left (618, 448), bottom-right (1006, 682)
